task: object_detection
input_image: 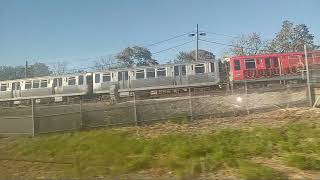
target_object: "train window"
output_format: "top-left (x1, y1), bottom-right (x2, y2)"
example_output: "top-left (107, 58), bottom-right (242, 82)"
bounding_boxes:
top-left (53, 78), bottom-right (63, 87)
top-left (118, 72), bottom-right (122, 81)
top-left (33, 80), bottom-right (40, 88)
top-left (68, 77), bottom-right (76, 85)
top-left (273, 58), bottom-right (279, 67)
top-left (136, 70), bottom-right (145, 79)
top-left (157, 68), bottom-right (166, 77)
top-left (25, 81), bottom-right (32, 89)
top-left (245, 59), bottom-right (256, 69)
top-left (146, 68), bottom-right (155, 78)
top-left (210, 63), bottom-right (215, 72)
top-left (78, 75), bottom-right (84, 85)
top-left (182, 65), bottom-right (186, 75)
top-left (41, 80), bottom-right (48, 88)
top-left (174, 65), bottom-right (186, 76)
top-left (102, 73), bottom-right (111, 82)
top-left (124, 71), bottom-right (128, 80)
top-left (95, 74), bottom-right (100, 83)
top-left (195, 64), bottom-right (205, 74)
top-left (58, 78), bottom-right (62, 87)
top-left (53, 79), bottom-right (57, 87)
top-left (265, 58), bottom-right (271, 68)
top-left (118, 71), bottom-right (129, 81)
top-left (234, 60), bottom-right (241, 70)
top-left (12, 82), bottom-right (20, 90)
top-left (0, 84), bottom-right (7, 91)
top-left (174, 66), bottom-right (180, 76)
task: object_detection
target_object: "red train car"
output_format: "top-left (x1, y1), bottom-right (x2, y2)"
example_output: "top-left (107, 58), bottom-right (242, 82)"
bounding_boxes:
top-left (229, 51), bottom-right (320, 82)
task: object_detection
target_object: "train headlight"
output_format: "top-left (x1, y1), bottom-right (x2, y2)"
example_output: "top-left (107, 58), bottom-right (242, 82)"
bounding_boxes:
top-left (237, 97), bottom-right (242, 103)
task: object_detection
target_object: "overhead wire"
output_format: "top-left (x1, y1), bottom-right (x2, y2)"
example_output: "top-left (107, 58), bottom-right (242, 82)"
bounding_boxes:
top-left (19, 29), bottom-right (246, 74)
top-left (203, 31), bottom-right (240, 39)
top-left (199, 39), bottom-right (256, 51)
top-left (152, 40), bottom-right (195, 54)
top-left (144, 32), bottom-right (194, 47)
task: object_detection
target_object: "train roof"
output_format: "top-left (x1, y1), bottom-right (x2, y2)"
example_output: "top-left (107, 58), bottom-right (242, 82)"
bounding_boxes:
top-left (94, 59), bottom-right (215, 73)
top-left (0, 72), bottom-right (92, 84)
top-left (230, 51), bottom-right (320, 60)
top-left (0, 60), bottom-right (216, 84)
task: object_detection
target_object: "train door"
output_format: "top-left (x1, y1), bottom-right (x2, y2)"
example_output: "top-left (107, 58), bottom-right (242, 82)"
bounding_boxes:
top-left (231, 59), bottom-right (242, 81)
top-left (118, 71), bottom-right (129, 89)
top-left (86, 74), bottom-right (93, 94)
top-left (52, 78), bottom-right (63, 94)
top-left (174, 65), bottom-right (186, 85)
top-left (11, 82), bottom-right (21, 98)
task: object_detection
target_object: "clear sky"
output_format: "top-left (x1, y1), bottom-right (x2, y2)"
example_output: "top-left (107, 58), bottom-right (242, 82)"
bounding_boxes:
top-left (1, 0), bottom-right (320, 67)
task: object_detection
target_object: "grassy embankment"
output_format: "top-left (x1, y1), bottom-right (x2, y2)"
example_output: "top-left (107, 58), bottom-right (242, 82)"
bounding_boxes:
top-left (3, 120), bottom-right (320, 179)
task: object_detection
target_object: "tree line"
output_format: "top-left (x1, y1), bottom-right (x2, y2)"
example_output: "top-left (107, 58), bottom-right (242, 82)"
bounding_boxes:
top-left (229, 20), bottom-right (319, 56)
top-left (1, 20), bottom-right (318, 81)
top-left (0, 63), bottom-right (51, 81)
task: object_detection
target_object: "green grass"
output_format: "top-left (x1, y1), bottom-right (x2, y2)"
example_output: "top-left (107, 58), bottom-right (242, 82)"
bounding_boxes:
top-left (238, 161), bottom-right (288, 180)
top-left (285, 154), bottom-right (320, 170)
top-left (7, 121), bottom-right (320, 179)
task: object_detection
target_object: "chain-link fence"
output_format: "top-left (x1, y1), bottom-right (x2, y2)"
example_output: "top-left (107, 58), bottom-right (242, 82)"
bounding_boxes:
top-left (0, 83), bottom-right (310, 136)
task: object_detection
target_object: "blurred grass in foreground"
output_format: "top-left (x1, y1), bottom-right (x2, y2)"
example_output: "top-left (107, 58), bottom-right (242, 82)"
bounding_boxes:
top-left (8, 121), bottom-right (320, 179)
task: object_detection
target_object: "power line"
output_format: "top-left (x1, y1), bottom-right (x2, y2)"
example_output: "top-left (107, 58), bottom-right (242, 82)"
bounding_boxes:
top-left (203, 31), bottom-right (240, 39)
top-left (29, 31), bottom-right (194, 66)
top-left (144, 32), bottom-right (194, 47)
top-left (152, 40), bottom-right (194, 54)
top-left (199, 39), bottom-right (256, 51)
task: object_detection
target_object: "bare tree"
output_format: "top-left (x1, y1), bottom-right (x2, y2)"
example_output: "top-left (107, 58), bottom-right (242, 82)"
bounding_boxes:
top-left (229, 33), bottom-right (267, 56)
top-left (94, 55), bottom-right (116, 71)
top-left (51, 61), bottom-right (68, 75)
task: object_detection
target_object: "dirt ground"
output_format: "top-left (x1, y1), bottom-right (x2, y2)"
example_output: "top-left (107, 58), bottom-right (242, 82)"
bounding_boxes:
top-left (1, 107), bottom-right (320, 179)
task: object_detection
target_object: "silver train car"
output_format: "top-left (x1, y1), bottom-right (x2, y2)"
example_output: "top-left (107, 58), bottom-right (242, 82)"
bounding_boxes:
top-left (0, 60), bottom-right (220, 101)
top-left (0, 73), bottom-right (92, 101)
top-left (93, 60), bottom-right (219, 94)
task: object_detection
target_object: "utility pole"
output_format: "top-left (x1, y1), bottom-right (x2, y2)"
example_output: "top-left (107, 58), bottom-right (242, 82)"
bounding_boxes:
top-left (189, 24), bottom-right (206, 61)
top-left (25, 60), bottom-right (28, 78)
top-left (304, 45), bottom-right (312, 106)
top-left (196, 24), bottom-right (199, 61)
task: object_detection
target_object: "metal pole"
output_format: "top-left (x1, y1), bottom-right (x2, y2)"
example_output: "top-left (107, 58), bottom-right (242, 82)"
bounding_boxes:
top-left (244, 82), bottom-right (249, 115)
top-left (188, 87), bottom-right (193, 121)
top-left (133, 92), bottom-right (138, 126)
top-left (25, 60), bottom-right (28, 78)
top-left (79, 97), bottom-right (83, 129)
top-left (196, 24), bottom-right (199, 61)
top-left (31, 99), bottom-right (35, 136)
top-left (304, 45), bottom-right (313, 106)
